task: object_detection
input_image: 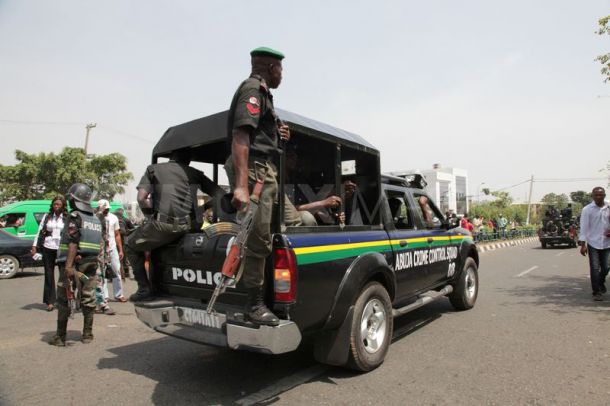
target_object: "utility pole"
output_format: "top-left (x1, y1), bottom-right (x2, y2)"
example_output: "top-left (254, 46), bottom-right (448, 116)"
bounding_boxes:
top-left (525, 174), bottom-right (534, 225)
top-left (84, 123), bottom-right (97, 157)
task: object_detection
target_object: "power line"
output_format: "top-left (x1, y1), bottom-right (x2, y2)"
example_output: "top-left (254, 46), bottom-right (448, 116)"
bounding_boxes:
top-left (0, 119), bottom-right (83, 126)
top-left (535, 177), bottom-right (606, 182)
top-left (492, 179), bottom-right (530, 192)
top-left (0, 118), bottom-right (155, 144)
top-left (96, 124), bottom-right (154, 144)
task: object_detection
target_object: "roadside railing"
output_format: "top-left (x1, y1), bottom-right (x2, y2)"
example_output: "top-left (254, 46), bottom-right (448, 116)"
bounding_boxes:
top-left (473, 228), bottom-right (537, 243)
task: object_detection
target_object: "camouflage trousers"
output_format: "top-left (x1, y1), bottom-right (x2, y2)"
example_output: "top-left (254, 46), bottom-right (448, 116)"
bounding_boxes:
top-left (225, 156), bottom-right (278, 288)
top-left (56, 260), bottom-right (98, 325)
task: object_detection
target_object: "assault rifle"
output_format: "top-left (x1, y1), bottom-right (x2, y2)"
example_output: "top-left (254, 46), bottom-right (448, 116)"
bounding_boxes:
top-left (65, 269), bottom-right (89, 318)
top-left (206, 162), bottom-right (266, 314)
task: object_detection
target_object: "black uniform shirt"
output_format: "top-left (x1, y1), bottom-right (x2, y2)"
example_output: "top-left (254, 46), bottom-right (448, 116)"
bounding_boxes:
top-left (137, 161), bottom-right (214, 218)
top-left (227, 74), bottom-right (280, 158)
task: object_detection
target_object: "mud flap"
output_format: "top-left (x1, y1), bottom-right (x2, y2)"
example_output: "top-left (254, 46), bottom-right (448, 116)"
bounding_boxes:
top-left (313, 305), bottom-right (354, 366)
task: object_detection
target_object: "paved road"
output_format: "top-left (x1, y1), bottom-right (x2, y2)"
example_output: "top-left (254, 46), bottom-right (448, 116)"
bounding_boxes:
top-left (1, 241), bottom-right (609, 405)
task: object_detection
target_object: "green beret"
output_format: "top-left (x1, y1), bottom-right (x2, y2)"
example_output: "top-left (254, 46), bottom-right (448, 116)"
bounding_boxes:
top-left (250, 46), bottom-right (285, 60)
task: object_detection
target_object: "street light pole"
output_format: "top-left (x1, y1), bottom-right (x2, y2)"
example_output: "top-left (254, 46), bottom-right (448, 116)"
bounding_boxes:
top-left (525, 174), bottom-right (534, 225)
top-left (84, 123), bottom-right (97, 156)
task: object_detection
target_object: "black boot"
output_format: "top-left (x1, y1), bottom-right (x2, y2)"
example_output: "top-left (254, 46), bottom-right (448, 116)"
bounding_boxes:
top-left (50, 311), bottom-right (68, 347)
top-left (129, 251), bottom-right (154, 302)
top-left (245, 287), bottom-right (280, 326)
top-left (81, 307), bottom-right (94, 343)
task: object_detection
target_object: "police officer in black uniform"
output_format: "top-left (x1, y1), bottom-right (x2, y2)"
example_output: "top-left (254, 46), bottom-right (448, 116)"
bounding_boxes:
top-left (49, 183), bottom-right (102, 346)
top-left (126, 148), bottom-right (222, 301)
top-left (225, 46), bottom-right (290, 326)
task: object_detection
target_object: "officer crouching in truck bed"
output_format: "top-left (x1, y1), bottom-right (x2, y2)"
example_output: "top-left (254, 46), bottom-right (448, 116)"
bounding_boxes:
top-left (126, 148), bottom-right (223, 302)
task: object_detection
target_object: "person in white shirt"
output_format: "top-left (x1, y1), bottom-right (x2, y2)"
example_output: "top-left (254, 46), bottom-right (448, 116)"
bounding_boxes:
top-left (97, 199), bottom-right (126, 303)
top-left (31, 196), bottom-right (66, 311)
top-left (578, 187), bottom-right (610, 301)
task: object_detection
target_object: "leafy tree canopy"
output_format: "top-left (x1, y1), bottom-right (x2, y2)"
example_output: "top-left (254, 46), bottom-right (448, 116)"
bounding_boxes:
top-left (540, 192), bottom-right (569, 210)
top-left (490, 191), bottom-right (513, 208)
top-left (595, 15), bottom-right (610, 83)
top-left (0, 147), bottom-right (132, 204)
top-left (570, 190), bottom-right (592, 207)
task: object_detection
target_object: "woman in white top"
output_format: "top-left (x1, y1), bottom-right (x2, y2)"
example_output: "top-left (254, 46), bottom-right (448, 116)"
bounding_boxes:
top-left (31, 196), bottom-right (66, 311)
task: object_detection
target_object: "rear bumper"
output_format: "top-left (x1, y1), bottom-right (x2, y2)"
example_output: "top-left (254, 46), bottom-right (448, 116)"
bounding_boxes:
top-left (539, 236), bottom-right (574, 245)
top-left (134, 299), bottom-right (302, 355)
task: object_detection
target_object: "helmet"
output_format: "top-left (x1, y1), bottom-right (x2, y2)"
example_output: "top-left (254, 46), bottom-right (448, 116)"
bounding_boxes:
top-left (66, 183), bottom-right (93, 213)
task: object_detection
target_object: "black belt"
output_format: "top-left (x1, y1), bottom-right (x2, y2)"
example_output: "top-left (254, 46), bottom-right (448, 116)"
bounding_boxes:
top-left (154, 213), bottom-right (191, 225)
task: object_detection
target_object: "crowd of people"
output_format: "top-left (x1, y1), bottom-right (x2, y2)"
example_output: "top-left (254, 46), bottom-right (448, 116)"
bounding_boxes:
top-left (32, 198), bottom-right (135, 317)
top-left (447, 211), bottom-right (519, 240)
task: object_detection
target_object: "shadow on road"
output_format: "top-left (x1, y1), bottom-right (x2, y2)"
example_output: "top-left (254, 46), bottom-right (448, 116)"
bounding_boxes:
top-left (531, 245), bottom-right (578, 250)
top-left (12, 270), bottom-right (42, 278)
top-left (96, 300), bottom-right (457, 405)
top-left (21, 302), bottom-right (48, 312)
top-left (499, 274), bottom-right (610, 318)
top-left (98, 336), bottom-right (318, 405)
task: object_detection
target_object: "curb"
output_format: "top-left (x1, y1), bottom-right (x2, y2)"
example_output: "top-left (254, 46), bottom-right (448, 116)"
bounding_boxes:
top-left (477, 237), bottom-right (538, 253)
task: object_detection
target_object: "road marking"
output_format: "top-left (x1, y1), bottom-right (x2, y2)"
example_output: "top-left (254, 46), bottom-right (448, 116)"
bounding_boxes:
top-left (235, 365), bottom-right (327, 405)
top-left (555, 252), bottom-right (565, 257)
top-left (516, 266), bottom-right (539, 277)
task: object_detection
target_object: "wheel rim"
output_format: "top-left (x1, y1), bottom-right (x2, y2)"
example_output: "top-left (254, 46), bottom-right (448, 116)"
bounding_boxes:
top-left (0, 257), bottom-right (16, 276)
top-left (360, 298), bottom-right (387, 354)
top-left (464, 267), bottom-right (477, 300)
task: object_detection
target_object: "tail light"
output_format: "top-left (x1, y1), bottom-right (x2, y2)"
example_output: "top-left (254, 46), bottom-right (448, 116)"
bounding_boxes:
top-left (273, 247), bottom-right (297, 303)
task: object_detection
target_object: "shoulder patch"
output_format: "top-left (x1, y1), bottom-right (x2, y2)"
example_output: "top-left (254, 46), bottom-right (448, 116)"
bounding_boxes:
top-left (246, 96), bottom-right (261, 116)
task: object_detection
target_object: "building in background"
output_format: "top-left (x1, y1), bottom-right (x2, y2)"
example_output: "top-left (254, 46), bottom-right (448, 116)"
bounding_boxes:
top-left (390, 164), bottom-right (469, 215)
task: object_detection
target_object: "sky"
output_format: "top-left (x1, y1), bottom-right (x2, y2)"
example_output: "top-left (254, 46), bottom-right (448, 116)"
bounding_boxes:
top-left (0, 0), bottom-right (609, 204)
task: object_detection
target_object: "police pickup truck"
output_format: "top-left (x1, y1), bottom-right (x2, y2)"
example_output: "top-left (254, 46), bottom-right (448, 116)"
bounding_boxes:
top-left (135, 110), bottom-right (479, 371)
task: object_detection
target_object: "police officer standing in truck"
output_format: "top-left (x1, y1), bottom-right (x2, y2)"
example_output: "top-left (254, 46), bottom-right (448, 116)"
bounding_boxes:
top-left (225, 47), bottom-right (290, 326)
top-left (49, 183), bottom-right (102, 346)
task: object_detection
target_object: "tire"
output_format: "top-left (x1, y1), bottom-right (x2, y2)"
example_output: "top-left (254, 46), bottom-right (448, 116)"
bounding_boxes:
top-left (347, 282), bottom-right (393, 372)
top-left (449, 257), bottom-right (478, 310)
top-left (541, 241), bottom-right (547, 249)
top-left (0, 255), bottom-right (19, 279)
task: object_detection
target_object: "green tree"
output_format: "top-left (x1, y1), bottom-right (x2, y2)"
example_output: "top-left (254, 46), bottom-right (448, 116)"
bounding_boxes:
top-left (490, 191), bottom-right (513, 208)
top-left (570, 190), bottom-right (592, 206)
top-left (0, 147), bottom-right (132, 204)
top-left (595, 15), bottom-right (610, 83)
top-left (540, 193), bottom-right (569, 209)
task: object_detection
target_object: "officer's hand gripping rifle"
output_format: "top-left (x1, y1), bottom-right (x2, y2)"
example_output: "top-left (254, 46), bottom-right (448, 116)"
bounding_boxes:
top-left (65, 268), bottom-right (89, 318)
top-left (206, 162), bottom-right (267, 314)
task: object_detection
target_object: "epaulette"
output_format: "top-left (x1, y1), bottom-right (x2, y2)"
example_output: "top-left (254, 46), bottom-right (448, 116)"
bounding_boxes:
top-left (259, 80), bottom-right (269, 93)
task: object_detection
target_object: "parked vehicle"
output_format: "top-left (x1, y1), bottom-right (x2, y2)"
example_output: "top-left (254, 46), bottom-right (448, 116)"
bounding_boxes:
top-left (134, 109), bottom-right (480, 371)
top-left (0, 200), bottom-right (122, 240)
top-left (0, 230), bottom-right (43, 279)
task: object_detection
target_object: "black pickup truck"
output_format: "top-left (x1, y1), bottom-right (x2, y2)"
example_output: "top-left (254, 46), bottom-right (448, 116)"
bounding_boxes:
top-left (135, 110), bottom-right (479, 371)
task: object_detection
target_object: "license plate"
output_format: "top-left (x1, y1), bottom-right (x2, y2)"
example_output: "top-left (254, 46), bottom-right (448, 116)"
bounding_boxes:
top-left (179, 307), bottom-right (223, 330)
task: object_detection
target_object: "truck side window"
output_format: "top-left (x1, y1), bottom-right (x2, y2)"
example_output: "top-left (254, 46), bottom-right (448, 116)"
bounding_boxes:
top-left (386, 193), bottom-right (412, 229)
top-left (413, 194), bottom-right (443, 229)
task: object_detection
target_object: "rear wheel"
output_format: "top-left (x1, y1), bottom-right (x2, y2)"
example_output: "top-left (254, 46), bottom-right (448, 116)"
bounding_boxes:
top-left (449, 257), bottom-right (478, 310)
top-left (541, 241), bottom-right (547, 249)
top-left (347, 282), bottom-right (393, 372)
top-left (0, 255), bottom-right (19, 279)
